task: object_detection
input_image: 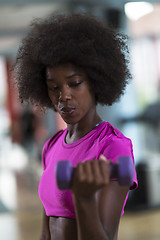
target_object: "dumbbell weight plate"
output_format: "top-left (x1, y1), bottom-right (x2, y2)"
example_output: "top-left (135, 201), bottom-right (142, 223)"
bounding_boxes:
top-left (55, 161), bottom-right (74, 190)
top-left (118, 156), bottom-right (133, 186)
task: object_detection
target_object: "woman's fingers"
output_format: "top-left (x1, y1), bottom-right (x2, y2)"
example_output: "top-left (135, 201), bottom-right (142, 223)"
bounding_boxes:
top-left (72, 157), bottom-right (111, 197)
top-left (99, 155), bottom-right (111, 184)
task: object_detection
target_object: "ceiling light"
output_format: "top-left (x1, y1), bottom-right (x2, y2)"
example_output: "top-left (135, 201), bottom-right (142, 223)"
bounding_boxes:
top-left (124, 2), bottom-right (154, 21)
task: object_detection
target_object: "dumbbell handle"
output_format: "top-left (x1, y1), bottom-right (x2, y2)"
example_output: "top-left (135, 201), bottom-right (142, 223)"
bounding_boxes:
top-left (56, 156), bottom-right (134, 190)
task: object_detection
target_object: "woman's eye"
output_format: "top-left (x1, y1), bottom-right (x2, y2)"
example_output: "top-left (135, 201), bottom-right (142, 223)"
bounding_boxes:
top-left (48, 86), bottom-right (59, 92)
top-left (69, 81), bottom-right (82, 88)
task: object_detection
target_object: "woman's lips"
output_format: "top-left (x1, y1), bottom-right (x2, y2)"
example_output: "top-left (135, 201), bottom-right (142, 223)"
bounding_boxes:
top-left (60, 107), bottom-right (76, 115)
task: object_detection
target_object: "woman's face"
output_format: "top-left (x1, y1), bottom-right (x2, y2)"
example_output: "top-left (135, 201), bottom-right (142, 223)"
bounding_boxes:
top-left (46, 63), bottom-right (96, 125)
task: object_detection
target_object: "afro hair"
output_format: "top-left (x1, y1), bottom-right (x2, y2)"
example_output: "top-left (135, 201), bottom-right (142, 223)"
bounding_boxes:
top-left (14, 13), bottom-right (131, 109)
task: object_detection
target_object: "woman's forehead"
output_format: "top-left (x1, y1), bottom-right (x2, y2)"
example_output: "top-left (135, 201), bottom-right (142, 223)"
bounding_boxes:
top-left (46, 63), bottom-right (85, 79)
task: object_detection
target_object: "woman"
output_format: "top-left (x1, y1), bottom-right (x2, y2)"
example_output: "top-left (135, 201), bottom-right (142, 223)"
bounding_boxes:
top-left (14, 13), bottom-right (138, 240)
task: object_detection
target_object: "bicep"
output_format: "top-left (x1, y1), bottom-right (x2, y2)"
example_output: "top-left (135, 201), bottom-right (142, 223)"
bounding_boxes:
top-left (96, 181), bottom-right (129, 239)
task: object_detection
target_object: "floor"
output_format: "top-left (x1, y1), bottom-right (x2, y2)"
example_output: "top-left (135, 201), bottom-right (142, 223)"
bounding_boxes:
top-left (119, 209), bottom-right (160, 240)
top-left (0, 155), bottom-right (160, 240)
top-left (1, 206), bottom-right (160, 240)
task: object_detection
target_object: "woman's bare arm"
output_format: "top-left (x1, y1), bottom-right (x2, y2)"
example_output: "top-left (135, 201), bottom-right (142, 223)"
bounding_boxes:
top-left (96, 182), bottom-right (129, 239)
top-left (72, 159), bottom-right (130, 240)
top-left (40, 208), bottom-right (51, 240)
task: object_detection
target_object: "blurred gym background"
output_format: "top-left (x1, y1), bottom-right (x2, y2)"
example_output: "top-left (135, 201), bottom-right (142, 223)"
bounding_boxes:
top-left (0, 0), bottom-right (160, 239)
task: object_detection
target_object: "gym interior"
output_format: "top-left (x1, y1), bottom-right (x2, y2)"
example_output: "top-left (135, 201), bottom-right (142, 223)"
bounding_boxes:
top-left (0, 0), bottom-right (160, 239)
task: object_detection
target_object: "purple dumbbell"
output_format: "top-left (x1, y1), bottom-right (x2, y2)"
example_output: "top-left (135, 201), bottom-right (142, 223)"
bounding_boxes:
top-left (56, 156), bottom-right (134, 190)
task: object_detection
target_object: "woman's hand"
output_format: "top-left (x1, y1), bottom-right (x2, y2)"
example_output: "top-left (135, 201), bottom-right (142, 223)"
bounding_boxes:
top-left (72, 155), bottom-right (130, 240)
top-left (71, 155), bottom-right (111, 198)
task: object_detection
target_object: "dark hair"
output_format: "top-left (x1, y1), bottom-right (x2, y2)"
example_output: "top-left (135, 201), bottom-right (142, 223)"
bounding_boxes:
top-left (14, 13), bottom-right (131, 109)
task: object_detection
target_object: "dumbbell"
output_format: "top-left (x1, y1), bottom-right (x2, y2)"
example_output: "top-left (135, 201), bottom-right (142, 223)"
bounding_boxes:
top-left (56, 156), bottom-right (134, 190)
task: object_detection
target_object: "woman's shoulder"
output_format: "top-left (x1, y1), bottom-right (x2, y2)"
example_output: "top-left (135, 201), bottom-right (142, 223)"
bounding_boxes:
top-left (97, 122), bottom-right (133, 157)
top-left (43, 129), bottom-right (66, 152)
top-left (98, 121), bottom-right (131, 143)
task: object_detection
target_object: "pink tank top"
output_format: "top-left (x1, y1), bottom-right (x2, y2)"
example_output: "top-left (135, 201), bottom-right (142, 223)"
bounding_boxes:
top-left (38, 121), bottom-right (137, 218)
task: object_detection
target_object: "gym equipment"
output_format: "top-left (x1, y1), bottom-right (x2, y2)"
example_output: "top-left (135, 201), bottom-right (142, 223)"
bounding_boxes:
top-left (56, 156), bottom-right (134, 190)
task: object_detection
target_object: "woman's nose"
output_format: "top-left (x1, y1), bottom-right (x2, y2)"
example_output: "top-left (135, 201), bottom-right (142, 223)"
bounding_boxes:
top-left (59, 86), bottom-right (72, 101)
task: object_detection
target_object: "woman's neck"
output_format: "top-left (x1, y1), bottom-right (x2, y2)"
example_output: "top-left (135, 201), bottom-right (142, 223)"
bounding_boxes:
top-left (66, 113), bottom-right (102, 144)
